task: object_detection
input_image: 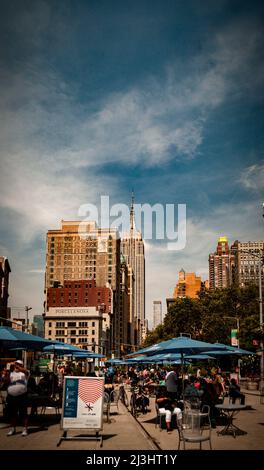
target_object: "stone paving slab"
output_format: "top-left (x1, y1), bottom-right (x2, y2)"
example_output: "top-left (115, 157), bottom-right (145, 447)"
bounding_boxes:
top-left (137, 392), bottom-right (264, 450)
top-left (0, 392), bottom-right (263, 451)
top-left (0, 403), bottom-right (156, 451)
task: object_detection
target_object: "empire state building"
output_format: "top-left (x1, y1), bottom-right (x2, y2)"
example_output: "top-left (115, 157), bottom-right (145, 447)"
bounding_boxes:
top-left (121, 196), bottom-right (145, 346)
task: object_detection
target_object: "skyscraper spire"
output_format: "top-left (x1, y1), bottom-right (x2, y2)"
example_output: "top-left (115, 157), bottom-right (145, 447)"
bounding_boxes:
top-left (130, 190), bottom-right (135, 232)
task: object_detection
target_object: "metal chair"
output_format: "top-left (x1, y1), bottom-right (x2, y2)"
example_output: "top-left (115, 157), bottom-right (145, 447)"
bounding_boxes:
top-left (177, 410), bottom-right (212, 450)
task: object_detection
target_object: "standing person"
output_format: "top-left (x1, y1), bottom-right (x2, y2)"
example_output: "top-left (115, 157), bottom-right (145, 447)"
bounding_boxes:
top-left (165, 366), bottom-right (179, 400)
top-left (6, 360), bottom-right (29, 436)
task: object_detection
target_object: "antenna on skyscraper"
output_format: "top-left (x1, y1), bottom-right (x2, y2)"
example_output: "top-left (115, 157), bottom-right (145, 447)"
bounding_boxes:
top-left (131, 189), bottom-right (135, 207)
top-left (130, 190), bottom-right (135, 232)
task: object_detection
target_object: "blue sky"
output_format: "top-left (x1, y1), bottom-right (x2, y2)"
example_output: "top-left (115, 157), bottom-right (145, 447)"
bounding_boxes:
top-left (0, 0), bottom-right (264, 327)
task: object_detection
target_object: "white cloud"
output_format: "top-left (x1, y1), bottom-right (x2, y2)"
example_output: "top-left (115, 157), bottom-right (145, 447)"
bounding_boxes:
top-left (240, 163), bottom-right (264, 192)
top-left (145, 200), bottom-right (264, 329)
top-left (1, 16), bottom-right (263, 319)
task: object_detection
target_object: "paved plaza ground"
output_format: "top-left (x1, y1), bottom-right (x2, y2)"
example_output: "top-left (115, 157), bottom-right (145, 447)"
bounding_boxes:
top-left (0, 389), bottom-right (263, 453)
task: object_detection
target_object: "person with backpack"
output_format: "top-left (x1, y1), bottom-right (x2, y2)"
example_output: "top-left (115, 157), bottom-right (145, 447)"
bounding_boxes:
top-left (6, 360), bottom-right (29, 436)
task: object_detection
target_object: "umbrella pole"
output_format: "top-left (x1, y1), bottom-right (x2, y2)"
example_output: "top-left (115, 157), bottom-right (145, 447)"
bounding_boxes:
top-left (181, 352), bottom-right (184, 399)
top-left (52, 352), bottom-right (56, 397)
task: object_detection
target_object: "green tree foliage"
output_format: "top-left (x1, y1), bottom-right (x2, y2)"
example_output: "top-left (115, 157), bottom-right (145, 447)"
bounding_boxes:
top-left (144, 285), bottom-right (259, 349)
top-left (143, 323), bottom-right (165, 347)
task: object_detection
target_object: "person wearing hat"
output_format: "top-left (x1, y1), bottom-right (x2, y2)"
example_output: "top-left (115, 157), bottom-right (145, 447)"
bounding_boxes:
top-left (6, 359), bottom-right (29, 436)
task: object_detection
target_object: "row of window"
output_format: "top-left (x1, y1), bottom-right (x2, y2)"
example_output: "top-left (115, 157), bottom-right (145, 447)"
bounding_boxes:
top-left (52, 329), bottom-right (95, 336)
top-left (49, 321), bottom-right (96, 327)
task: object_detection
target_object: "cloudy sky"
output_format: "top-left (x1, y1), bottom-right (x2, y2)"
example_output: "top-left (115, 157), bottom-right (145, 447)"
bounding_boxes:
top-left (0, 0), bottom-right (264, 327)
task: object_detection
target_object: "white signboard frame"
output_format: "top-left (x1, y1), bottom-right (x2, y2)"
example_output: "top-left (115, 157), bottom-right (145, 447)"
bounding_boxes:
top-left (57, 376), bottom-right (105, 447)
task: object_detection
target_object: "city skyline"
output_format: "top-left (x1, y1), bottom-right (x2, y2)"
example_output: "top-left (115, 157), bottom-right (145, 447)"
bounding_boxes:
top-left (0, 1), bottom-right (264, 329)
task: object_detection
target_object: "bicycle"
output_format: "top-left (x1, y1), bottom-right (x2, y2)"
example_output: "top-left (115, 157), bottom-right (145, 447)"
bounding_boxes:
top-left (118, 384), bottom-right (129, 407)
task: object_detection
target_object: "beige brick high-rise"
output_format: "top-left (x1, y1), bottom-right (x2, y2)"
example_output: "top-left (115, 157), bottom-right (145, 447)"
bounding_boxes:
top-left (45, 221), bottom-right (119, 290)
top-left (44, 220), bottom-right (122, 355)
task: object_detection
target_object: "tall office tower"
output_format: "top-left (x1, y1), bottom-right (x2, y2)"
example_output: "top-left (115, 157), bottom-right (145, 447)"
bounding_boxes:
top-left (44, 220), bottom-right (121, 355)
top-left (121, 196), bottom-right (145, 346)
top-left (153, 300), bottom-right (162, 329)
top-left (118, 260), bottom-right (129, 355)
top-left (0, 256), bottom-right (11, 324)
top-left (231, 240), bottom-right (264, 288)
top-left (173, 269), bottom-right (204, 299)
top-left (209, 237), bottom-right (235, 289)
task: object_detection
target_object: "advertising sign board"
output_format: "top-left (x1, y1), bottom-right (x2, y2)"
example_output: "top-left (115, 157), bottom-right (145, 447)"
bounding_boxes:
top-left (61, 376), bottom-right (104, 431)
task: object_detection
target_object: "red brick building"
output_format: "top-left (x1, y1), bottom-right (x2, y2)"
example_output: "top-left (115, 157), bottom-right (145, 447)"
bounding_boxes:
top-left (47, 279), bottom-right (112, 313)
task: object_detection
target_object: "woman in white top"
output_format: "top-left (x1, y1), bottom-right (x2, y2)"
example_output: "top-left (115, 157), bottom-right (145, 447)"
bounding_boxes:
top-left (6, 360), bottom-right (29, 436)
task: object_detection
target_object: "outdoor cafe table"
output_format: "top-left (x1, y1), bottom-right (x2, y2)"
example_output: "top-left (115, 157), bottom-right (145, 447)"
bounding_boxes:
top-left (215, 403), bottom-right (247, 438)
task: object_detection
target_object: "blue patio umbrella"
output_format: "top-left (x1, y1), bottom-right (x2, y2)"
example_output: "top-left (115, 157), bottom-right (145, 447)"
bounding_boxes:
top-left (42, 342), bottom-right (92, 355)
top-left (105, 358), bottom-right (124, 365)
top-left (0, 326), bottom-right (55, 351)
top-left (132, 337), bottom-right (228, 357)
top-left (186, 354), bottom-right (216, 360)
top-left (130, 337), bottom-right (228, 396)
top-left (148, 353), bottom-right (181, 362)
top-left (70, 352), bottom-right (105, 358)
top-left (201, 343), bottom-right (255, 356)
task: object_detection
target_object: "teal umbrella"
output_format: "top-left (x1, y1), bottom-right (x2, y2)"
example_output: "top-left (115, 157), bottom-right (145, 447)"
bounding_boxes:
top-left (132, 337), bottom-right (228, 357)
top-left (0, 326), bottom-right (54, 351)
top-left (42, 342), bottom-right (92, 355)
top-left (105, 358), bottom-right (124, 365)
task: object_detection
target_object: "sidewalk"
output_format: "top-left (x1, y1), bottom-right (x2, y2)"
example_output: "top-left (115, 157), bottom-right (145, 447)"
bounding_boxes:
top-left (0, 392), bottom-right (263, 451)
top-left (0, 402), bottom-right (157, 451)
top-left (137, 392), bottom-right (264, 450)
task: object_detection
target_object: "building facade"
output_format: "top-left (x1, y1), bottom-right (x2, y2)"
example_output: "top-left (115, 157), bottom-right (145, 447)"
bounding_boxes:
top-left (209, 237), bottom-right (235, 289)
top-left (47, 280), bottom-right (112, 312)
top-left (231, 240), bottom-right (264, 288)
top-left (32, 315), bottom-right (44, 337)
top-left (173, 269), bottom-right (203, 298)
top-left (153, 300), bottom-right (162, 329)
top-left (44, 220), bottom-right (121, 356)
top-left (45, 221), bottom-right (120, 291)
top-left (0, 257), bottom-right (11, 324)
top-left (44, 306), bottom-right (109, 355)
top-left (121, 197), bottom-right (145, 345)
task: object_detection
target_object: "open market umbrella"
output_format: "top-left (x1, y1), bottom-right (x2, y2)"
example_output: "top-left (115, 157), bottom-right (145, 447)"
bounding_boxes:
top-left (42, 342), bottom-right (93, 355)
top-left (201, 343), bottom-right (255, 356)
top-left (130, 336), bottom-right (228, 396)
top-left (0, 326), bottom-right (55, 351)
top-left (132, 337), bottom-right (228, 357)
top-left (105, 358), bottom-right (124, 365)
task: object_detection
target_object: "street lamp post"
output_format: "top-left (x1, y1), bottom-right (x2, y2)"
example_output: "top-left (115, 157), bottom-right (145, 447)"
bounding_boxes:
top-left (238, 246), bottom-right (263, 392)
top-left (258, 251), bottom-right (264, 395)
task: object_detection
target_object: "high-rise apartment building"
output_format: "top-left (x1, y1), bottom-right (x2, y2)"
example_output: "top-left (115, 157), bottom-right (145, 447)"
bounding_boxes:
top-left (45, 221), bottom-right (119, 290)
top-left (121, 197), bottom-right (145, 346)
top-left (209, 237), bottom-right (235, 289)
top-left (231, 240), bottom-right (264, 288)
top-left (44, 220), bottom-right (121, 355)
top-left (153, 300), bottom-right (162, 329)
top-left (173, 269), bottom-right (204, 298)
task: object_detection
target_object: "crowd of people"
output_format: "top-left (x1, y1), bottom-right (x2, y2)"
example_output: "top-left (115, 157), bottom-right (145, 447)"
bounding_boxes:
top-left (0, 358), bottom-right (246, 436)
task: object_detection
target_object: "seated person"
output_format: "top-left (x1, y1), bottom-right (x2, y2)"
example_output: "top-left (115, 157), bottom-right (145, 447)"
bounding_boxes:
top-left (184, 377), bottom-right (203, 400)
top-left (229, 378), bottom-right (245, 405)
top-left (155, 386), bottom-right (182, 433)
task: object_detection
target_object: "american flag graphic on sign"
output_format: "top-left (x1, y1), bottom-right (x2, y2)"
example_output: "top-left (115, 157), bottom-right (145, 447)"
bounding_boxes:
top-left (78, 378), bottom-right (104, 405)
